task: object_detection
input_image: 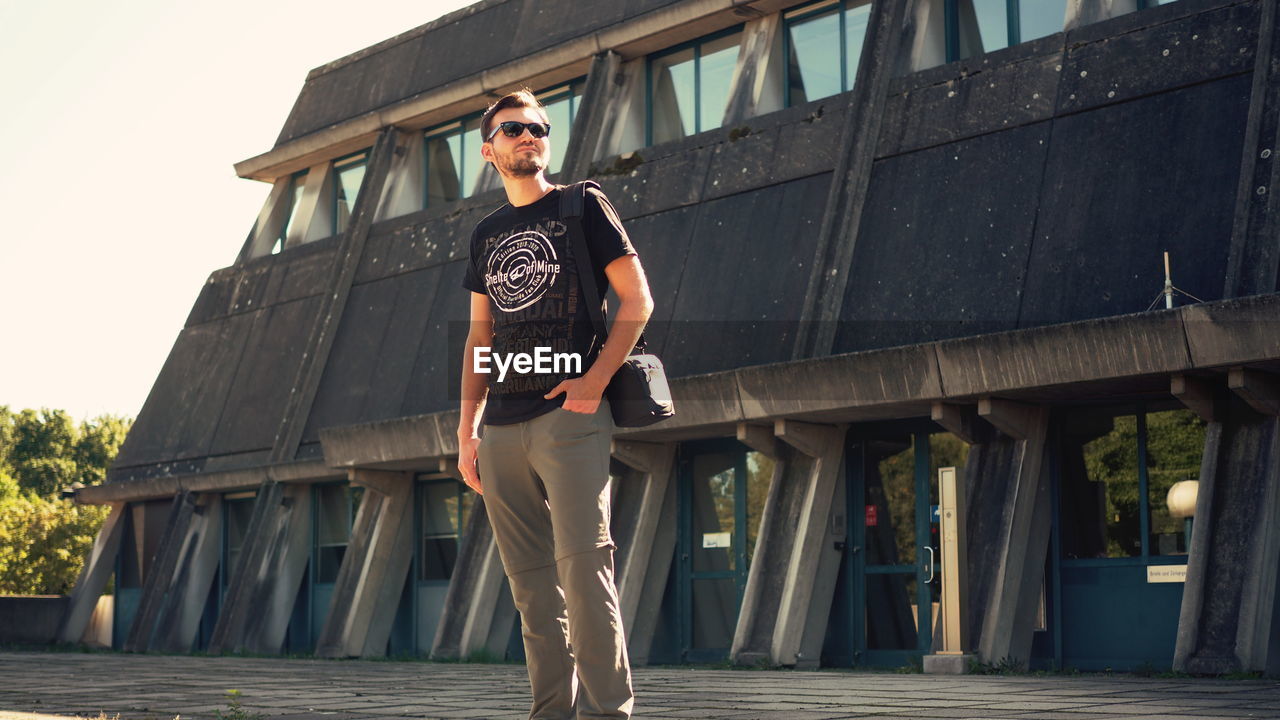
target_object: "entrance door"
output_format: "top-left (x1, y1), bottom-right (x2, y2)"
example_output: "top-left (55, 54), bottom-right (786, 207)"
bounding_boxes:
top-left (830, 428), bottom-right (967, 667)
top-left (678, 439), bottom-right (749, 662)
top-left (649, 438), bottom-right (771, 663)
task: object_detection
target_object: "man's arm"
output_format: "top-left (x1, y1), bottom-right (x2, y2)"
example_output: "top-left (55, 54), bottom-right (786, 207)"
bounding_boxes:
top-left (457, 292), bottom-right (493, 493)
top-left (544, 254), bottom-right (654, 414)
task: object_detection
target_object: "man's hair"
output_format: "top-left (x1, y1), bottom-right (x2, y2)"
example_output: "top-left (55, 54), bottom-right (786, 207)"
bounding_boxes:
top-left (480, 88), bottom-right (549, 141)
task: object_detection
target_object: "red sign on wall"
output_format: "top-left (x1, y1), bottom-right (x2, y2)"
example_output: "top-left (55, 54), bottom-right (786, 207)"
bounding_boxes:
top-left (865, 504), bottom-right (878, 527)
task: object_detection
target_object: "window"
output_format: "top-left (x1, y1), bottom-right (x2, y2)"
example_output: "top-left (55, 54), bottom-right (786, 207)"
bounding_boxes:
top-left (315, 483), bottom-right (363, 583)
top-left (332, 150), bottom-right (368, 234)
top-left (784, 0), bottom-right (873, 106)
top-left (425, 117), bottom-right (484, 207)
top-left (418, 479), bottom-right (474, 582)
top-left (947, 0), bottom-right (1067, 61)
top-left (222, 492), bottom-right (256, 588)
top-left (648, 28), bottom-right (744, 145)
top-left (1061, 406), bottom-right (1205, 561)
top-left (538, 82), bottom-right (585, 176)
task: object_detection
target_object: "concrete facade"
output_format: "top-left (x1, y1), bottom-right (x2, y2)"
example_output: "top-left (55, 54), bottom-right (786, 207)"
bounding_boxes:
top-left (55, 0), bottom-right (1280, 676)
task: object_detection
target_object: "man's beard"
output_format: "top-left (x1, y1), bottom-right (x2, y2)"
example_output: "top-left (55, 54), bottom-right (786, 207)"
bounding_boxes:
top-left (495, 147), bottom-right (547, 178)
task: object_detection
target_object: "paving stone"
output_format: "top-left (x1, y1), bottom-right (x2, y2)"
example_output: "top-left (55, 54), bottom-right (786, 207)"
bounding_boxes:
top-left (0, 651), bottom-right (1278, 720)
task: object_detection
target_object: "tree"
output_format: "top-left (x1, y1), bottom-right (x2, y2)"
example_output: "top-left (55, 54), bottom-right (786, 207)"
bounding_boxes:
top-left (0, 474), bottom-right (111, 595)
top-left (0, 407), bottom-right (132, 595)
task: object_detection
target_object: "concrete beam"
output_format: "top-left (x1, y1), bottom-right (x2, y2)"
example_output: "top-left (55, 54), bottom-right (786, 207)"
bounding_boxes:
top-left (560, 51), bottom-right (622, 182)
top-left (1173, 374), bottom-right (1220, 423)
top-left (57, 502), bottom-right (125, 644)
top-left (316, 470), bottom-right (415, 658)
top-left (124, 491), bottom-right (197, 652)
top-left (937, 311), bottom-right (1191, 398)
top-left (242, 484), bottom-right (314, 654)
top-left (609, 440), bottom-right (678, 662)
top-left (1229, 367), bottom-right (1280, 416)
top-left (735, 423), bottom-right (778, 459)
top-left (431, 498), bottom-right (509, 660)
top-left (209, 481), bottom-right (314, 655)
top-left (978, 398), bottom-right (1040, 441)
top-left (76, 459), bottom-right (339, 504)
top-left (722, 14), bottom-right (783, 125)
top-left (969, 405), bottom-right (1052, 666)
top-left (270, 128), bottom-right (400, 465)
top-left (1222, 0), bottom-right (1280, 298)
top-left (792, 0), bottom-right (913, 358)
top-left (739, 420), bottom-right (844, 667)
top-left (153, 495), bottom-right (224, 653)
top-left (931, 403), bottom-right (994, 445)
top-left (374, 130), bottom-right (427, 222)
top-left (321, 411), bottom-right (458, 470)
top-left (285, 162), bottom-right (332, 248)
top-left (291, 296), bottom-right (1280, 476)
top-left (1176, 412), bottom-right (1280, 674)
top-left (237, 178), bottom-right (292, 263)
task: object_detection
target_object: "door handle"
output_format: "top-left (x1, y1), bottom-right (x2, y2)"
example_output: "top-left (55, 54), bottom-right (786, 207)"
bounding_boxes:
top-left (923, 546), bottom-right (935, 584)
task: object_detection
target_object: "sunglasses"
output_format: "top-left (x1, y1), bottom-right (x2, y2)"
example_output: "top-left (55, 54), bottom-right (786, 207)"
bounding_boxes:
top-left (486, 121), bottom-right (551, 142)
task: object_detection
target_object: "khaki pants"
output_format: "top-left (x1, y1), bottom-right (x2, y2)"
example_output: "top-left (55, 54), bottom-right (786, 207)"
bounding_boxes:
top-left (478, 402), bottom-right (634, 720)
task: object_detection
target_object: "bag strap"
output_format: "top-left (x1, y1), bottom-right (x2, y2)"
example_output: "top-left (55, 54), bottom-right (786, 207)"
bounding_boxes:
top-left (561, 181), bottom-right (645, 355)
top-left (560, 181), bottom-right (609, 344)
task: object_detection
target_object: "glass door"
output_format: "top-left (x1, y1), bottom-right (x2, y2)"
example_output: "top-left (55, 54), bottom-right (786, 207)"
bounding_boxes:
top-left (668, 438), bottom-right (771, 663)
top-left (836, 428), bottom-right (966, 667)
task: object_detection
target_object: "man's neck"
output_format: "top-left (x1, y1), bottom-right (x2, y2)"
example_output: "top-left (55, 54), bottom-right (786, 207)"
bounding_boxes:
top-left (501, 173), bottom-right (555, 207)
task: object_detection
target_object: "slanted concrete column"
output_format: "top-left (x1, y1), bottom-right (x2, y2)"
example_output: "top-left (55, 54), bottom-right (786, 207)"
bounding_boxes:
top-left (899, 0), bottom-right (947, 74)
top-left (560, 50), bottom-right (622, 182)
top-left (316, 470), bottom-right (415, 658)
top-left (269, 128), bottom-right (399, 464)
top-left (431, 495), bottom-right (511, 661)
top-left (591, 58), bottom-right (647, 163)
top-left (209, 481), bottom-right (313, 655)
top-left (610, 440), bottom-right (678, 665)
top-left (722, 13), bottom-right (784, 125)
top-left (57, 502), bottom-right (126, 644)
top-left (792, 0), bottom-right (913, 358)
top-left (966, 398), bottom-right (1052, 666)
top-left (731, 420), bottom-right (844, 668)
top-left (237, 179), bottom-right (293, 262)
top-left (152, 495), bottom-right (224, 652)
top-left (124, 491), bottom-right (198, 652)
top-left (1176, 374), bottom-right (1280, 675)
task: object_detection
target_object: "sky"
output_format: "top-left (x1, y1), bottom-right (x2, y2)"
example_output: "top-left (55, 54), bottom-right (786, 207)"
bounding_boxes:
top-left (0, 0), bottom-right (476, 424)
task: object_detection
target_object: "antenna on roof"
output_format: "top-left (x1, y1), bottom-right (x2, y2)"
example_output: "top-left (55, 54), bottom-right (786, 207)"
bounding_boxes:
top-left (1146, 251), bottom-right (1205, 311)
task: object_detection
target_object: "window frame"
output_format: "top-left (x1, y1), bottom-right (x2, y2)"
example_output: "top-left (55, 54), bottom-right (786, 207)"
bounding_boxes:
top-left (312, 481), bottom-right (363, 585)
top-left (943, 0), bottom-right (1173, 63)
top-left (645, 24), bottom-right (746, 147)
top-left (781, 0), bottom-right (872, 108)
top-left (536, 79), bottom-right (586, 177)
top-left (423, 114), bottom-right (483, 209)
top-left (1054, 402), bottom-right (1201, 570)
top-left (331, 148), bottom-right (370, 234)
top-left (415, 475), bottom-right (472, 584)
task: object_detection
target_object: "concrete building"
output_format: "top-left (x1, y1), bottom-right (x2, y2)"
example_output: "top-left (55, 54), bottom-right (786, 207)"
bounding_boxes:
top-left (55, 0), bottom-right (1280, 675)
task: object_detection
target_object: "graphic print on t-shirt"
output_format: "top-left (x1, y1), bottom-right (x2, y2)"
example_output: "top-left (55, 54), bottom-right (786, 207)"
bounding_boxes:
top-left (483, 229), bottom-right (562, 312)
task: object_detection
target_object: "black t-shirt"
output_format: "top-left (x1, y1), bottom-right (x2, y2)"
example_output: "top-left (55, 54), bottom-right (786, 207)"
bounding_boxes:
top-left (463, 185), bottom-right (636, 426)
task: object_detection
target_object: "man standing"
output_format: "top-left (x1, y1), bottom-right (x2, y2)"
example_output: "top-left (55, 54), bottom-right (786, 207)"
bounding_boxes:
top-left (456, 88), bottom-right (653, 720)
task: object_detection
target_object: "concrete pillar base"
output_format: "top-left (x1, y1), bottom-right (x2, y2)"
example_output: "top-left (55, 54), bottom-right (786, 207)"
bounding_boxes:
top-left (923, 654), bottom-right (977, 675)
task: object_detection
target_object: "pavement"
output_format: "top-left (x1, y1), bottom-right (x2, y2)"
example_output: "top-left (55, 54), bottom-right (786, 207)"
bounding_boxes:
top-left (0, 650), bottom-right (1278, 720)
